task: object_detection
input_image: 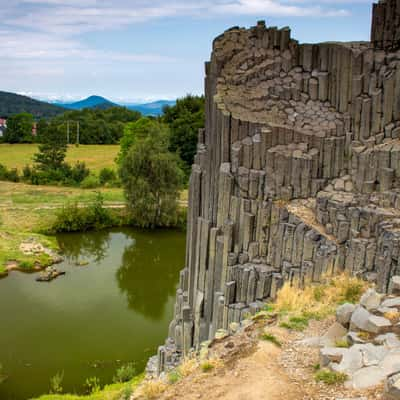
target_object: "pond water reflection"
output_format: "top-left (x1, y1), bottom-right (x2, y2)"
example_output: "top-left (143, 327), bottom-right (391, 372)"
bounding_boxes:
top-left (0, 228), bottom-right (185, 400)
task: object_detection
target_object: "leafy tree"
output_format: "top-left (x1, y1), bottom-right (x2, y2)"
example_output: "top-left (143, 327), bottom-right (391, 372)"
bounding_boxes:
top-left (162, 95), bottom-right (205, 175)
top-left (118, 117), bottom-right (169, 163)
top-left (45, 107), bottom-right (141, 145)
top-left (34, 121), bottom-right (67, 171)
top-left (119, 130), bottom-right (184, 228)
top-left (4, 113), bottom-right (35, 143)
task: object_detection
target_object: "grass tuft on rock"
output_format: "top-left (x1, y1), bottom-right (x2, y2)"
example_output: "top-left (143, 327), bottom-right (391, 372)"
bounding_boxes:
top-left (260, 332), bottom-right (282, 347)
top-left (315, 370), bottom-right (347, 385)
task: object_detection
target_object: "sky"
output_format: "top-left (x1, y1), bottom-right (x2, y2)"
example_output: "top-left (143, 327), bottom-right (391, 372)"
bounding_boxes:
top-left (0, 0), bottom-right (375, 104)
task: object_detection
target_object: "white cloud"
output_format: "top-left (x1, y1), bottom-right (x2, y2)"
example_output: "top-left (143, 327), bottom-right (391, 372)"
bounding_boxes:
top-left (4, 0), bottom-right (355, 36)
top-left (0, 0), bottom-right (367, 100)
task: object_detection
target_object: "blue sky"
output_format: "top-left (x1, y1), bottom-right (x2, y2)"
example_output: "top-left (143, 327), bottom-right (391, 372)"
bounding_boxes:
top-left (1, 0), bottom-right (374, 103)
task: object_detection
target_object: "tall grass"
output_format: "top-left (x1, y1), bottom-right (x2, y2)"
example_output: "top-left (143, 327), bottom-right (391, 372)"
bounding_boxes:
top-left (274, 274), bottom-right (368, 331)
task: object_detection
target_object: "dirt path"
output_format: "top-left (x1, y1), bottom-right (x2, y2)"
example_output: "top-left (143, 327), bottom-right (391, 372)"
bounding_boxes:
top-left (159, 341), bottom-right (305, 400)
top-left (202, 342), bottom-right (304, 400)
top-left (142, 318), bottom-right (382, 400)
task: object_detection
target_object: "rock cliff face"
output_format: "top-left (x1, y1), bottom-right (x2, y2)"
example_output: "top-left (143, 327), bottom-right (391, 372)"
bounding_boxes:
top-left (155, 0), bottom-right (400, 373)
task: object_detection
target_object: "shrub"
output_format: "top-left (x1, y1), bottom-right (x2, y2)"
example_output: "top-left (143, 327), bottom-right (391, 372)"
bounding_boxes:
top-left (342, 280), bottom-right (365, 303)
top-left (84, 376), bottom-right (101, 394)
top-left (81, 175), bottom-right (100, 189)
top-left (70, 161), bottom-right (90, 184)
top-left (315, 370), bottom-right (347, 385)
top-left (22, 165), bottom-right (33, 181)
top-left (0, 163), bottom-right (20, 182)
top-left (52, 193), bottom-right (115, 233)
top-left (99, 167), bottom-right (117, 185)
top-left (113, 363), bottom-right (136, 383)
top-left (49, 371), bottom-right (64, 394)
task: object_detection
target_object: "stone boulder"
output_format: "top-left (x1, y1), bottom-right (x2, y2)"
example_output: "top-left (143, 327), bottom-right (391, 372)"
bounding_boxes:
top-left (337, 303), bottom-right (356, 327)
top-left (389, 277), bottom-right (400, 296)
top-left (346, 365), bottom-right (387, 390)
top-left (350, 306), bottom-right (371, 331)
top-left (320, 347), bottom-right (347, 366)
top-left (366, 315), bottom-right (392, 334)
top-left (320, 322), bottom-right (347, 346)
top-left (360, 289), bottom-right (383, 311)
top-left (374, 333), bottom-right (400, 350)
top-left (385, 371), bottom-right (400, 400)
top-left (382, 298), bottom-right (400, 309)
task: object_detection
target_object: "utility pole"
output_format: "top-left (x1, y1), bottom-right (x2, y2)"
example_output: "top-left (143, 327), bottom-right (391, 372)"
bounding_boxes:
top-left (76, 121), bottom-right (80, 146)
top-left (67, 121), bottom-right (70, 145)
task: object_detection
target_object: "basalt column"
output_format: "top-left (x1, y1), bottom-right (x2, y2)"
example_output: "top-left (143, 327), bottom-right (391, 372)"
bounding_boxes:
top-left (152, 0), bottom-right (400, 374)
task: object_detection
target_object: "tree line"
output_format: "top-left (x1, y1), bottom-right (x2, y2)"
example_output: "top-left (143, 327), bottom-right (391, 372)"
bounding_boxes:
top-left (0, 95), bottom-right (205, 227)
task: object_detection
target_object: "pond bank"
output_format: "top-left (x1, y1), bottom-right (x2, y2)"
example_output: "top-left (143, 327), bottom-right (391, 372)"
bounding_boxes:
top-left (0, 181), bottom-right (126, 277)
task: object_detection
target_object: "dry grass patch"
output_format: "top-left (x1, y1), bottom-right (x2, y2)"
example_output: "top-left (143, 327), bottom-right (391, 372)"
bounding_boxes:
top-left (137, 379), bottom-right (168, 399)
top-left (384, 310), bottom-right (400, 323)
top-left (177, 358), bottom-right (198, 378)
top-left (274, 274), bottom-right (369, 331)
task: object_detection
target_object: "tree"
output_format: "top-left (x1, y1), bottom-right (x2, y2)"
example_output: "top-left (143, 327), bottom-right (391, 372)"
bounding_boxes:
top-left (118, 117), bottom-right (169, 163)
top-left (119, 130), bottom-right (184, 228)
top-left (162, 95), bottom-right (205, 175)
top-left (4, 113), bottom-right (35, 143)
top-left (34, 121), bottom-right (67, 171)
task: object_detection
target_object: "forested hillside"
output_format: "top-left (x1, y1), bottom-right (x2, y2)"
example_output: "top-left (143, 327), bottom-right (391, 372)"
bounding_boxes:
top-left (0, 91), bottom-right (66, 118)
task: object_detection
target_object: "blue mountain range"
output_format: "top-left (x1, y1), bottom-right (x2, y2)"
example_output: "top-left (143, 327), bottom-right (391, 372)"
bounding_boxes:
top-left (55, 96), bottom-right (176, 116)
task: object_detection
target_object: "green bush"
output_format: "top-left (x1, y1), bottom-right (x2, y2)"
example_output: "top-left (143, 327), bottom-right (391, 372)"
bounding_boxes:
top-left (49, 371), bottom-right (64, 394)
top-left (99, 167), bottom-right (117, 185)
top-left (81, 175), bottom-right (100, 189)
top-left (113, 363), bottom-right (136, 383)
top-left (52, 193), bottom-right (115, 233)
top-left (70, 162), bottom-right (90, 184)
top-left (0, 163), bottom-right (20, 182)
top-left (84, 377), bottom-right (101, 394)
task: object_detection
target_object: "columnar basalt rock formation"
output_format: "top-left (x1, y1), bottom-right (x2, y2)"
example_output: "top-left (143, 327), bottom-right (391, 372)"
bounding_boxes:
top-left (154, 0), bottom-right (400, 373)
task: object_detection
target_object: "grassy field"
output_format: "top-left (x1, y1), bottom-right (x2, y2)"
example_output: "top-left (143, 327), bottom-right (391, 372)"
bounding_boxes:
top-left (0, 181), bottom-right (187, 274)
top-left (0, 144), bottom-right (120, 172)
top-left (0, 181), bottom-right (125, 274)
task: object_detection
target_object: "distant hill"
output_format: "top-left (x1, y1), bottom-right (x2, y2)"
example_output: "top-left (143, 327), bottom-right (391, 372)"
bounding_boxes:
top-left (125, 100), bottom-right (176, 116)
top-left (55, 96), bottom-right (117, 111)
top-left (55, 96), bottom-right (175, 115)
top-left (0, 91), bottom-right (67, 118)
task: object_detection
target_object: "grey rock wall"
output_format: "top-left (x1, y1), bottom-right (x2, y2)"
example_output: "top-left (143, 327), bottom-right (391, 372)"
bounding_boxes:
top-left (151, 1), bottom-right (400, 375)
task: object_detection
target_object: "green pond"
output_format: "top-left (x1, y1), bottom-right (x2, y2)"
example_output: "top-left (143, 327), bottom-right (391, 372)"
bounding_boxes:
top-left (0, 228), bottom-right (185, 400)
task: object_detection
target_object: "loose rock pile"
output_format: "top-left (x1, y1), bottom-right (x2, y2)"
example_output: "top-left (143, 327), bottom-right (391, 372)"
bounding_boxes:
top-left (319, 277), bottom-right (400, 398)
